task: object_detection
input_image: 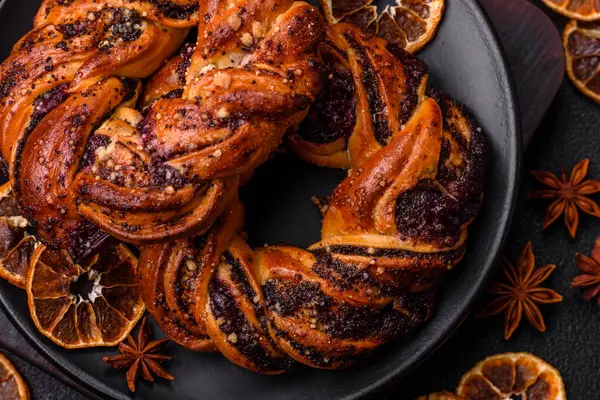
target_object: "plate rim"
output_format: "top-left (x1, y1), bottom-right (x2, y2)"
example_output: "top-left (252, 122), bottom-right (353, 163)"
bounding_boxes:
top-left (0, 0), bottom-right (522, 398)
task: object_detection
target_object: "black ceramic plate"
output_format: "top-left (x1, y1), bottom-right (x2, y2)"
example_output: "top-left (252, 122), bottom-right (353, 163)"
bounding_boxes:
top-left (0, 0), bottom-right (520, 398)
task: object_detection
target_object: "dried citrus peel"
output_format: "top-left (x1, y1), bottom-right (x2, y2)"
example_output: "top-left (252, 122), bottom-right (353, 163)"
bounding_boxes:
top-left (418, 352), bottom-right (566, 400)
top-left (26, 244), bottom-right (144, 349)
top-left (541, 0), bottom-right (600, 21)
top-left (0, 353), bottom-right (30, 400)
top-left (563, 20), bottom-right (600, 104)
top-left (320, 0), bottom-right (445, 53)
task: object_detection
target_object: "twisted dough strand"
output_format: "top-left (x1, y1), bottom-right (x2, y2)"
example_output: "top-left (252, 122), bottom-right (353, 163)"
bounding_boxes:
top-left (2, 0), bottom-right (324, 258)
top-left (1, 0), bottom-right (197, 258)
top-left (138, 24), bottom-right (485, 373)
top-left (289, 23), bottom-right (429, 168)
top-left (73, 0), bottom-right (324, 245)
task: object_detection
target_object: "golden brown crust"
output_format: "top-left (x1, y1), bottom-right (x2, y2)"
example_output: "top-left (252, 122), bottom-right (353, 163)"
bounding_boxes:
top-left (72, 0), bottom-right (325, 245)
top-left (139, 207), bottom-right (296, 372)
top-left (140, 1), bottom-right (325, 182)
top-left (1, 1), bottom-right (194, 257)
top-left (140, 44), bottom-right (192, 108)
top-left (1, 0), bottom-right (324, 255)
top-left (3, 0), bottom-right (485, 375)
top-left (12, 78), bottom-right (139, 257)
top-left (137, 20), bottom-right (485, 374)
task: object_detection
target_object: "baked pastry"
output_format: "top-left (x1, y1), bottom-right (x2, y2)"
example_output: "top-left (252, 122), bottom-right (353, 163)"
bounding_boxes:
top-left (0, 0), bottom-right (323, 258)
top-left (132, 0), bottom-right (325, 352)
top-left (0, 0), bottom-right (198, 258)
top-left (72, 0), bottom-right (323, 244)
top-left (75, 0), bottom-right (324, 245)
top-left (138, 23), bottom-right (485, 373)
top-left (0, 0), bottom-right (485, 376)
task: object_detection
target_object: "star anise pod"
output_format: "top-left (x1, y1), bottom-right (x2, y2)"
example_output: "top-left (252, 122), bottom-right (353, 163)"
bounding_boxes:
top-left (477, 242), bottom-right (563, 340)
top-left (572, 237), bottom-right (600, 303)
top-left (529, 158), bottom-right (600, 238)
top-left (103, 317), bottom-right (174, 392)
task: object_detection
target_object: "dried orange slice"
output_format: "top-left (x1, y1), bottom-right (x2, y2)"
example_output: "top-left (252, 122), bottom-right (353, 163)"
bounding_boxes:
top-left (26, 244), bottom-right (144, 349)
top-left (320, 0), bottom-right (374, 24)
top-left (417, 392), bottom-right (463, 400)
top-left (0, 183), bottom-right (36, 289)
top-left (564, 19), bottom-right (600, 103)
top-left (340, 5), bottom-right (378, 30)
top-left (376, 10), bottom-right (409, 48)
top-left (321, 0), bottom-right (445, 53)
top-left (0, 353), bottom-right (30, 400)
top-left (541, 0), bottom-right (600, 21)
top-left (379, 1), bottom-right (445, 53)
top-left (457, 353), bottom-right (566, 400)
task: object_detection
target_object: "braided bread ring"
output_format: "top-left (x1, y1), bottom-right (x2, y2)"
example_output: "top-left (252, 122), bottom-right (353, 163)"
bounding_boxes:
top-left (138, 23), bottom-right (486, 373)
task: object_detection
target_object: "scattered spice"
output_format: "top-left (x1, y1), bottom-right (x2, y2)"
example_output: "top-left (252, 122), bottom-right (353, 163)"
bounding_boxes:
top-left (572, 237), bottom-right (600, 303)
top-left (529, 158), bottom-right (600, 238)
top-left (477, 242), bottom-right (563, 340)
top-left (103, 317), bottom-right (174, 392)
